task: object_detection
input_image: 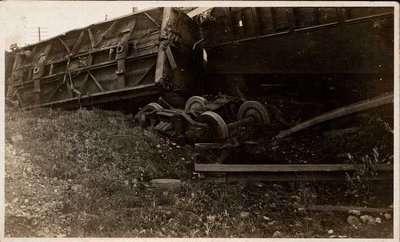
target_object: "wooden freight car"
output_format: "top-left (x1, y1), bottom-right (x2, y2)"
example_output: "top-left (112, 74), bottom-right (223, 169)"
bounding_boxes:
top-left (197, 7), bottom-right (394, 103)
top-left (5, 8), bottom-right (203, 111)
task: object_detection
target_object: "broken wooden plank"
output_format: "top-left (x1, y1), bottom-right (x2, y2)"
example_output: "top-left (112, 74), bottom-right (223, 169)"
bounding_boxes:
top-left (276, 93), bottom-right (394, 139)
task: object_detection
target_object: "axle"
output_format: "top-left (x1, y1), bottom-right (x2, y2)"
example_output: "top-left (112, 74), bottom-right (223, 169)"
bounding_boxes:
top-left (226, 116), bottom-right (255, 131)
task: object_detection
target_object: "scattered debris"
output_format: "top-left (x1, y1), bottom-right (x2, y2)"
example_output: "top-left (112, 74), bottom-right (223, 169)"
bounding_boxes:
top-left (360, 215), bottom-right (374, 224)
top-left (11, 134), bottom-right (23, 143)
top-left (240, 211), bottom-right (250, 218)
top-left (272, 231), bottom-right (283, 238)
top-left (150, 179), bottom-right (182, 192)
top-left (255, 182), bottom-right (264, 188)
top-left (262, 216), bottom-right (270, 221)
top-left (348, 210), bottom-right (361, 216)
top-left (384, 213), bottom-right (392, 220)
top-left (347, 216), bottom-right (362, 227)
top-left (290, 195), bottom-right (301, 203)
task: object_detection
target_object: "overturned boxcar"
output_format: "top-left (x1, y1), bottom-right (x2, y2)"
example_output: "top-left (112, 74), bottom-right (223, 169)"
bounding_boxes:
top-left (5, 8), bottom-right (202, 111)
top-left (196, 7), bottom-right (394, 103)
top-left (134, 7), bottom-right (395, 163)
top-left (5, 7), bottom-right (395, 110)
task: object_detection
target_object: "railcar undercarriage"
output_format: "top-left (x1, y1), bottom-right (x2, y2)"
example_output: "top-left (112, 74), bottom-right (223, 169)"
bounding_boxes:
top-left (136, 91), bottom-right (393, 169)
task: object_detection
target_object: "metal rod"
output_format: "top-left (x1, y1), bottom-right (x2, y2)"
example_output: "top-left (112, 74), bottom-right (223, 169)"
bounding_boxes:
top-left (226, 117), bottom-right (254, 131)
top-left (276, 93), bottom-right (394, 139)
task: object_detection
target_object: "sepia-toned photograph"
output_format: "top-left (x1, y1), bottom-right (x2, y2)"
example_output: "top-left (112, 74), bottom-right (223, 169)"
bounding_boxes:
top-left (1, 1), bottom-right (398, 239)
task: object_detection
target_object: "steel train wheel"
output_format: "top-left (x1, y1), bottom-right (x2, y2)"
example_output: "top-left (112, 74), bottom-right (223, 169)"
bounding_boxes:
top-left (237, 101), bottom-right (270, 125)
top-left (185, 96), bottom-right (207, 112)
top-left (138, 102), bottom-right (163, 128)
top-left (196, 111), bottom-right (229, 163)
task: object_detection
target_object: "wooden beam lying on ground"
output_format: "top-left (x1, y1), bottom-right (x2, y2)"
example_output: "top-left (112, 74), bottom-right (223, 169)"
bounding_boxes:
top-left (276, 92), bottom-right (394, 139)
top-left (195, 163), bottom-right (393, 183)
top-left (293, 204), bottom-right (393, 214)
top-left (195, 163), bottom-right (393, 173)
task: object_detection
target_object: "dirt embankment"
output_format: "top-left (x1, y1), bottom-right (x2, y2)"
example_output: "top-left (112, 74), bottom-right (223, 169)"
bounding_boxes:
top-left (4, 107), bottom-right (393, 238)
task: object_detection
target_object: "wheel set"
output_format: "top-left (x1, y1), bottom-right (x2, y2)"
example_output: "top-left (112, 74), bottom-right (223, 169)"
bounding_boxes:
top-left (136, 102), bottom-right (163, 127)
top-left (136, 96), bottom-right (270, 163)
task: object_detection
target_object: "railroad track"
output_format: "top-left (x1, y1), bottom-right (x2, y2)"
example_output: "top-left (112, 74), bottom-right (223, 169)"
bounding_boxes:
top-left (194, 163), bottom-right (393, 183)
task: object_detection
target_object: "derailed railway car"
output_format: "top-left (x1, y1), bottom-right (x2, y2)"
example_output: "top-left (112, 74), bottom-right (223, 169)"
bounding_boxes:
top-left (5, 8), bottom-right (202, 111)
top-left (197, 7), bottom-right (394, 103)
top-left (136, 7), bottom-right (395, 163)
top-left (5, 7), bottom-right (394, 109)
top-left (5, 7), bottom-right (395, 163)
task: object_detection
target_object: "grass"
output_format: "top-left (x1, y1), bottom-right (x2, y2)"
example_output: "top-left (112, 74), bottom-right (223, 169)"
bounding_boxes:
top-left (4, 106), bottom-right (394, 238)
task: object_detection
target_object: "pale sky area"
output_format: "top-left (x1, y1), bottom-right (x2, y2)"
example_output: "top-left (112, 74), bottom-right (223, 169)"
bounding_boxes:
top-left (1, 2), bottom-right (146, 49)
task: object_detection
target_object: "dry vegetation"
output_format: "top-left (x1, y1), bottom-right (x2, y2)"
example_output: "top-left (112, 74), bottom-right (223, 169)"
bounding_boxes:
top-left (4, 107), bottom-right (393, 238)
